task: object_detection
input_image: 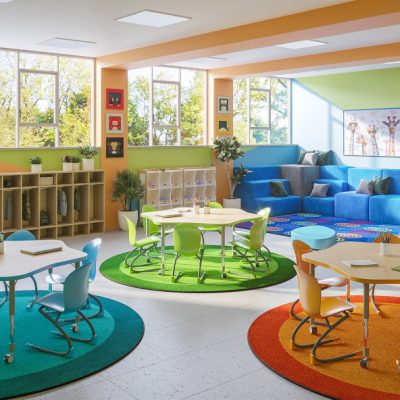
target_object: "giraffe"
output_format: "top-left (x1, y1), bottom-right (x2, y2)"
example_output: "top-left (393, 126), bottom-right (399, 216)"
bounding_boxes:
top-left (356, 134), bottom-right (368, 156)
top-left (347, 118), bottom-right (358, 155)
top-left (382, 116), bottom-right (400, 156)
top-left (367, 124), bottom-right (379, 156)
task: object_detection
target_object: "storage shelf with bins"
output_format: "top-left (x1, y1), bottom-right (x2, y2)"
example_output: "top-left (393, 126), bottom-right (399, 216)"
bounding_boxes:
top-left (0, 170), bottom-right (104, 239)
top-left (141, 167), bottom-right (216, 210)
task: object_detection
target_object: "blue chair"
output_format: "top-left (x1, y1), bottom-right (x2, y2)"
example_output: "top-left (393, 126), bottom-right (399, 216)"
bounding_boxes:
top-left (26, 262), bottom-right (96, 357)
top-left (5, 230), bottom-right (38, 308)
top-left (46, 238), bottom-right (103, 319)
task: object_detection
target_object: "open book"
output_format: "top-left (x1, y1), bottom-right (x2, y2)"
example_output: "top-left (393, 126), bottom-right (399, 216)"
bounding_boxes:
top-left (342, 260), bottom-right (378, 268)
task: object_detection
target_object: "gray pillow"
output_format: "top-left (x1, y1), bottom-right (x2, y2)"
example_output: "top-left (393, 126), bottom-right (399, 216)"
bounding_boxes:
top-left (310, 183), bottom-right (330, 197)
top-left (356, 179), bottom-right (374, 195)
top-left (302, 152), bottom-right (319, 165)
top-left (298, 150), bottom-right (316, 164)
top-left (270, 181), bottom-right (288, 197)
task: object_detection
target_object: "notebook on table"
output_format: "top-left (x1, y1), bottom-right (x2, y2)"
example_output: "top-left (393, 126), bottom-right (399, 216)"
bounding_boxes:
top-left (20, 245), bottom-right (63, 256)
top-left (342, 260), bottom-right (378, 268)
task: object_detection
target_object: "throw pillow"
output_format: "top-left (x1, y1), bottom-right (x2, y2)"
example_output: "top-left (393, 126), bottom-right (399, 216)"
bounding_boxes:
top-left (356, 179), bottom-right (374, 195)
top-left (270, 181), bottom-right (288, 197)
top-left (373, 176), bottom-right (391, 195)
top-left (298, 150), bottom-right (316, 164)
top-left (316, 150), bottom-right (331, 165)
top-left (302, 152), bottom-right (319, 166)
top-left (310, 183), bottom-right (330, 197)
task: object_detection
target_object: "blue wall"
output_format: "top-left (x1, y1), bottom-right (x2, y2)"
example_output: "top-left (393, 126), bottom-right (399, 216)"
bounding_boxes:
top-left (234, 145), bottom-right (298, 167)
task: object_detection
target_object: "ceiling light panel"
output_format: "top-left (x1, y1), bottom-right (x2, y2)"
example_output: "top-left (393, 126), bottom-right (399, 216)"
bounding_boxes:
top-left (117, 10), bottom-right (191, 27)
top-left (276, 40), bottom-right (327, 49)
top-left (39, 38), bottom-right (96, 49)
top-left (0, 0), bottom-right (14, 3)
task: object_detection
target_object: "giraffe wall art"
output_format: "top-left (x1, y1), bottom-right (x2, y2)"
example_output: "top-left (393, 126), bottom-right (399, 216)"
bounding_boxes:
top-left (344, 109), bottom-right (400, 157)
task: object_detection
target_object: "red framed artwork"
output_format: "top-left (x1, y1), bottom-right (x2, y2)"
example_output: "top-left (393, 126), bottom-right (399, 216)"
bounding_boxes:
top-left (106, 88), bottom-right (124, 110)
top-left (106, 112), bottom-right (124, 134)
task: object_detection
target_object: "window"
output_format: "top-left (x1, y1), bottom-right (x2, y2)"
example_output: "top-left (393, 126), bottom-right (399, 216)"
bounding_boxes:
top-left (0, 49), bottom-right (94, 148)
top-left (128, 66), bottom-right (206, 146)
top-left (233, 77), bottom-right (290, 144)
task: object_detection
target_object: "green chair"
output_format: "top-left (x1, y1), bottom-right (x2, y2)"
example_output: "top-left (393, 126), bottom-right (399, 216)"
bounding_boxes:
top-left (171, 224), bottom-right (205, 284)
top-left (125, 216), bottom-right (161, 273)
top-left (230, 218), bottom-right (269, 278)
top-left (199, 201), bottom-right (223, 246)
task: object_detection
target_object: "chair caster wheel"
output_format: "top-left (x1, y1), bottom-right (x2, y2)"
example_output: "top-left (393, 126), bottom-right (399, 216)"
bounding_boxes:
top-left (360, 358), bottom-right (369, 368)
top-left (71, 324), bottom-right (80, 333)
top-left (146, 258), bottom-right (150, 263)
top-left (309, 326), bottom-right (317, 335)
top-left (4, 354), bottom-right (14, 364)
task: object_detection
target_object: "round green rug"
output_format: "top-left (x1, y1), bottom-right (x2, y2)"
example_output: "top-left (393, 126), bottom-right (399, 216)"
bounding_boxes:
top-left (100, 245), bottom-right (295, 293)
top-left (0, 291), bottom-right (144, 399)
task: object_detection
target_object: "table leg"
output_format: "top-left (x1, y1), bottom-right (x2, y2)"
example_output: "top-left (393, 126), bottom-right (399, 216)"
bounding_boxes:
top-left (309, 264), bottom-right (317, 335)
top-left (159, 225), bottom-right (166, 275)
top-left (221, 227), bottom-right (226, 278)
top-left (360, 283), bottom-right (370, 368)
top-left (4, 280), bottom-right (16, 364)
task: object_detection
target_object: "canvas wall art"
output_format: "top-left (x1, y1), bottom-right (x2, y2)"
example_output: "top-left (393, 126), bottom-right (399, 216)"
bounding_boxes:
top-left (344, 108), bottom-right (400, 157)
top-left (106, 112), bottom-right (124, 134)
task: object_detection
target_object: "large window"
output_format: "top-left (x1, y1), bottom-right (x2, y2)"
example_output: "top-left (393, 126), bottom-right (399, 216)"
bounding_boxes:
top-left (0, 49), bottom-right (94, 148)
top-left (233, 77), bottom-right (290, 144)
top-left (128, 66), bottom-right (206, 146)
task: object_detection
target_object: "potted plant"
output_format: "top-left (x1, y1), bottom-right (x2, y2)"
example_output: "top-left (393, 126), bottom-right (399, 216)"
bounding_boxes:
top-left (79, 146), bottom-right (99, 171)
top-left (30, 156), bottom-right (42, 173)
top-left (112, 169), bottom-right (145, 231)
top-left (71, 156), bottom-right (81, 172)
top-left (213, 136), bottom-right (245, 208)
top-left (62, 155), bottom-right (73, 172)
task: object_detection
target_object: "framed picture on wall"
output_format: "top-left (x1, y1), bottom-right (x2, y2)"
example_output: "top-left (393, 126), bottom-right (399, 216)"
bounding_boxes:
top-left (217, 96), bottom-right (230, 114)
top-left (106, 112), bottom-right (124, 134)
top-left (106, 89), bottom-right (124, 110)
top-left (344, 108), bottom-right (400, 157)
top-left (106, 137), bottom-right (124, 158)
top-left (217, 118), bottom-right (230, 133)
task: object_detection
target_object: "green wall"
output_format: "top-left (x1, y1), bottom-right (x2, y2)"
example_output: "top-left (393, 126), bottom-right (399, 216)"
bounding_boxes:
top-left (298, 67), bottom-right (400, 110)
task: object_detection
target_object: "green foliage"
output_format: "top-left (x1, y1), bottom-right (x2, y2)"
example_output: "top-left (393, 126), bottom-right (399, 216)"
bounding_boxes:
top-left (232, 163), bottom-right (252, 193)
top-left (62, 155), bottom-right (72, 163)
top-left (112, 169), bottom-right (145, 211)
top-left (71, 156), bottom-right (81, 163)
top-left (29, 156), bottom-right (42, 164)
top-left (79, 145), bottom-right (98, 159)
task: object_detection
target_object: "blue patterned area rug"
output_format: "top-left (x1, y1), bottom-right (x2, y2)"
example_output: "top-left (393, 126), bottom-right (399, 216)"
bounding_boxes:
top-left (238, 213), bottom-right (400, 242)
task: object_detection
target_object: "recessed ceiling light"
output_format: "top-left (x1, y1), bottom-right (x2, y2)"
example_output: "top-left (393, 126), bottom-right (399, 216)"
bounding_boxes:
top-left (39, 38), bottom-right (96, 49)
top-left (276, 40), bottom-right (327, 50)
top-left (0, 0), bottom-right (14, 3)
top-left (384, 61), bottom-right (400, 65)
top-left (117, 10), bottom-right (191, 27)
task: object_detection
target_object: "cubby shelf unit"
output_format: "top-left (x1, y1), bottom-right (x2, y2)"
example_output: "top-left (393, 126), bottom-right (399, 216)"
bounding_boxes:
top-left (140, 167), bottom-right (216, 209)
top-left (0, 170), bottom-right (104, 239)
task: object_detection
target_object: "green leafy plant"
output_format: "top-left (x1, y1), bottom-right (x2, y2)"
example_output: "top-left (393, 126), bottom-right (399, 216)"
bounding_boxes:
top-left (213, 136), bottom-right (245, 198)
top-left (71, 156), bottom-right (81, 163)
top-left (30, 156), bottom-right (42, 165)
top-left (112, 169), bottom-right (145, 211)
top-left (79, 145), bottom-right (99, 159)
top-left (232, 163), bottom-right (252, 195)
top-left (62, 155), bottom-right (72, 163)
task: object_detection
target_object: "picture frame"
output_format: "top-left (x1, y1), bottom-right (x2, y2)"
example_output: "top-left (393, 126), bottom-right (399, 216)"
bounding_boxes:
top-left (106, 137), bottom-right (124, 158)
top-left (106, 112), bottom-right (124, 134)
top-left (217, 118), bottom-right (230, 133)
top-left (217, 96), bottom-right (230, 114)
top-left (106, 88), bottom-right (124, 110)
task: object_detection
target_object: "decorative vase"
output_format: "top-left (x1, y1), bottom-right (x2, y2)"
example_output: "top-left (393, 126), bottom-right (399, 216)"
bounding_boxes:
top-left (118, 210), bottom-right (138, 231)
top-left (72, 162), bottom-right (80, 172)
top-left (31, 164), bottom-right (42, 173)
top-left (82, 158), bottom-right (94, 171)
top-left (63, 162), bottom-right (73, 172)
top-left (223, 198), bottom-right (241, 209)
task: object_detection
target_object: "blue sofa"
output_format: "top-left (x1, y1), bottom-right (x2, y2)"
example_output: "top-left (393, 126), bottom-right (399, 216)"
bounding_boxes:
top-left (235, 166), bottom-right (302, 216)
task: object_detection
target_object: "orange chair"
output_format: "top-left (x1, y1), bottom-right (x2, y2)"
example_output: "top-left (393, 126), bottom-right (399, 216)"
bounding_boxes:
top-left (291, 266), bottom-right (360, 365)
top-left (290, 240), bottom-right (350, 329)
top-left (371, 233), bottom-right (400, 314)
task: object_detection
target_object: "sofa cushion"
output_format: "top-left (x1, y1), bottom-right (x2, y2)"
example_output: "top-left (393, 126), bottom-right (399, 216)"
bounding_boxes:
top-left (348, 168), bottom-right (382, 190)
top-left (302, 152), bottom-right (319, 165)
top-left (235, 179), bottom-right (290, 199)
top-left (335, 191), bottom-right (370, 220)
top-left (356, 179), bottom-right (374, 195)
top-left (270, 181), bottom-right (288, 197)
top-left (310, 183), bottom-right (329, 197)
top-left (241, 166), bottom-right (281, 182)
top-left (280, 165), bottom-right (320, 198)
top-left (382, 169), bottom-right (400, 194)
top-left (369, 195), bottom-right (400, 224)
top-left (252, 196), bottom-right (302, 216)
top-left (316, 151), bottom-right (331, 166)
top-left (320, 166), bottom-right (352, 181)
top-left (373, 176), bottom-right (391, 195)
top-left (314, 179), bottom-right (348, 196)
top-left (303, 196), bottom-right (335, 216)
top-left (298, 150), bottom-right (316, 164)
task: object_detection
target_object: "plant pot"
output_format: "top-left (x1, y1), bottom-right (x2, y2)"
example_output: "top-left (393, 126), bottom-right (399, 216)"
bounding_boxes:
top-left (82, 158), bottom-right (94, 171)
top-left (118, 210), bottom-right (138, 231)
top-left (31, 164), bottom-right (42, 173)
top-left (72, 162), bottom-right (80, 172)
top-left (223, 197), bottom-right (241, 209)
top-left (63, 162), bottom-right (73, 172)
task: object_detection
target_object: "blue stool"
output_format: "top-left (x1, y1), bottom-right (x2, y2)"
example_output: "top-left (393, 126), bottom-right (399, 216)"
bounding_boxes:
top-left (291, 226), bottom-right (336, 250)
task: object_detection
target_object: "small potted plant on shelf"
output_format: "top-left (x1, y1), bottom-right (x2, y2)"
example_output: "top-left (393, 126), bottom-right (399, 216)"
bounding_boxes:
top-left (213, 136), bottom-right (246, 208)
top-left (71, 156), bottom-right (81, 172)
top-left (62, 155), bottom-right (73, 172)
top-left (30, 156), bottom-right (42, 173)
top-left (112, 169), bottom-right (145, 231)
top-left (79, 145), bottom-right (99, 171)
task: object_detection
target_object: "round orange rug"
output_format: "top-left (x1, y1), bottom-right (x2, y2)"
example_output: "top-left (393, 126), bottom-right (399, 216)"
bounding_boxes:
top-left (248, 296), bottom-right (400, 400)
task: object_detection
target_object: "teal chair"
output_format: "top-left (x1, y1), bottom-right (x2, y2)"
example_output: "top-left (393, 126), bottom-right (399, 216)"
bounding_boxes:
top-left (26, 262), bottom-right (96, 357)
top-left (230, 218), bottom-right (269, 278)
top-left (125, 216), bottom-right (161, 272)
top-left (172, 224), bottom-right (205, 284)
top-left (199, 201), bottom-right (223, 246)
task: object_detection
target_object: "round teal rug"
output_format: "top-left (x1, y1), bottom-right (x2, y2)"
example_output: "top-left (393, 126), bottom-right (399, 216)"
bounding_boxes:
top-left (100, 245), bottom-right (295, 293)
top-left (0, 291), bottom-right (144, 399)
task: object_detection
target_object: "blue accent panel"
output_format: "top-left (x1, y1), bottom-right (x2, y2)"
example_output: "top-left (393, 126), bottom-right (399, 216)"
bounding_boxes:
top-left (348, 168), bottom-right (382, 190)
top-left (235, 145), bottom-right (299, 167)
top-left (382, 169), bottom-right (400, 194)
top-left (334, 191), bottom-right (370, 220)
top-left (235, 179), bottom-right (289, 200)
top-left (314, 179), bottom-right (348, 196)
top-left (291, 225), bottom-right (336, 250)
top-left (369, 195), bottom-right (400, 224)
top-left (320, 166), bottom-right (352, 181)
top-left (241, 166), bottom-right (281, 181)
top-left (247, 196), bottom-right (301, 216)
top-left (303, 196), bottom-right (335, 216)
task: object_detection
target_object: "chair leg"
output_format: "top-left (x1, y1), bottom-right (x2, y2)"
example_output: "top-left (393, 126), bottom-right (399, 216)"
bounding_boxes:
top-left (197, 249), bottom-right (205, 284)
top-left (171, 254), bottom-right (183, 282)
top-left (228, 247), bottom-right (257, 278)
top-left (125, 245), bottom-right (160, 273)
top-left (370, 284), bottom-right (381, 315)
top-left (0, 282), bottom-right (8, 307)
top-left (26, 276), bottom-right (39, 310)
top-left (289, 299), bottom-right (302, 321)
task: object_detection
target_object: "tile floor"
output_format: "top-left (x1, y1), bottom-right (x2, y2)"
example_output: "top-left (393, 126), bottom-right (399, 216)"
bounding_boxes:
top-left (16, 228), bottom-right (398, 400)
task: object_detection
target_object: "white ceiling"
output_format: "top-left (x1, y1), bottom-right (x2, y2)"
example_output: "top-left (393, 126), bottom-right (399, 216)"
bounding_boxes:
top-left (0, 0), bottom-right (349, 57)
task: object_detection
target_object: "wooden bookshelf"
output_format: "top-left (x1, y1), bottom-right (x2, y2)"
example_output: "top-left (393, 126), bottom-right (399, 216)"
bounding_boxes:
top-left (0, 170), bottom-right (104, 239)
